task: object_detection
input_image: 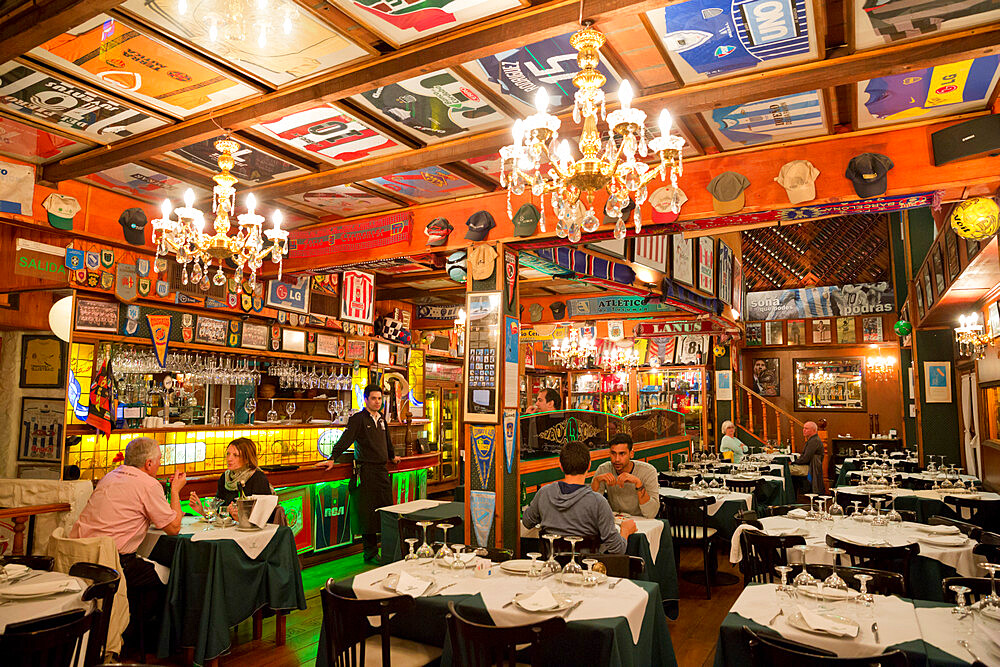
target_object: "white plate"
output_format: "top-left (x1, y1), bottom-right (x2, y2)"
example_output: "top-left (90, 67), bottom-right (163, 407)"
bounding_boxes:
top-left (513, 591), bottom-right (576, 612)
top-left (500, 559), bottom-right (535, 575)
top-left (786, 611), bottom-right (860, 637)
top-left (916, 525), bottom-right (961, 535)
top-left (557, 571), bottom-right (608, 586)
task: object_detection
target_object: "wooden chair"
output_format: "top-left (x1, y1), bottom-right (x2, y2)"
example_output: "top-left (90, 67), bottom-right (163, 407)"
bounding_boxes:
top-left (825, 535), bottom-right (918, 597)
top-left (802, 565), bottom-right (905, 596)
top-left (536, 532), bottom-right (600, 559)
top-left (761, 504), bottom-right (810, 517)
top-left (744, 626), bottom-right (908, 665)
top-left (941, 576), bottom-right (995, 603)
top-left (446, 601), bottom-right (565, 667)
top-left (929, 515), bottom-right (982, 540)
top-left (973, 531), bottom-right (1000, 563)
top-left (0, 555), bottom-right (53, 571)
top-left (320, 582), bottom-right (442, 667)
top-left (727, 478), bottom-right (760, 496)
top-left (69, 561), bottom-right (120, 666)
top-left (552, 552), bottom-right (645, 579)
top-left (0, 609), bottom-right (93, 667)
top-left (658, 473), bottom-right (695, 489)
top-left (735, 509), bottom-right (763, 530)
top-left (892, 509), bottom-right (917, 523)
top-left (739, 530), bottom-right (805, 586)
top-left (834, 491), bottom-right (891, 511)
top-left (659, 495), bottom-right (716, 599)
top-left (944, 496), bottom-right (1000, 528)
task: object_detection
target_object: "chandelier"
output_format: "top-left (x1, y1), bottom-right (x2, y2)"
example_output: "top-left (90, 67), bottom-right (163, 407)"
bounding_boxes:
top-left (808, 370), bottom-right (836, 385)
top-left (151, 137), bottom-right (288, 291)
top-left (866, 353), bottom-right (897, 381)
top-left (600, 344), bottom-right (641, 373)
top-left (955, 313), bottom-right (990, 359)
top-left (500, 21), bottom-right (684, 243)
top-left (551, 328), bottom-right (597, 369)
top-left (178, 0), bottom-right (299, 47)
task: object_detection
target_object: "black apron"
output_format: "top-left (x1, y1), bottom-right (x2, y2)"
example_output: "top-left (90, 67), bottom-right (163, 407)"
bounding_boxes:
top-left (349, 462), bottom-right (392, 535)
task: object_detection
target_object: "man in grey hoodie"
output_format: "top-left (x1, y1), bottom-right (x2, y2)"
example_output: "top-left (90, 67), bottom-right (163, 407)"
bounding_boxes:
top-left (522, 441), bottom-right (637, 553)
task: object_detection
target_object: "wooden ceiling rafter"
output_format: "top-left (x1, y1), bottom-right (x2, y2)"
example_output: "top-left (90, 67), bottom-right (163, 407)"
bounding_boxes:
top-left (0, 0), bottom-right (125, 64)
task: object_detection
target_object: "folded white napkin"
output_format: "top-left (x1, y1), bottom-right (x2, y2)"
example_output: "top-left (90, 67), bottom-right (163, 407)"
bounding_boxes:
top-left (249, 494), bottom-right (278, 528)
top-left (2, 564), bottom-right (29, 578)
top-left (917, 524), bottom-right (960, 535)
top-left (788, 509), bottom-right (809, 518)
top-left (798, 608), bottom-right (859, 637)
top-left (730, 523), bottom-right (757, 563)
top-left (394, 571), bottom-right (432, 597)
top-left (518, 587), bottom-right (559, 611)
top-left (0, 578), bottom-right (82, 598)
top-left (918, 534), bottom-right (967, 547)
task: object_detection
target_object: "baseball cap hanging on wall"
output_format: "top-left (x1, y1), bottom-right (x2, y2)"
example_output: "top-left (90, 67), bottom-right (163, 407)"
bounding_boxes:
top-left (775, 160), bottom-right (820, 204)
top-left (707, 172), bottom-right (750, 215)
top-left (119, 208), bottom-right (148, 245)
top-left (845, 153), bottom-right (894, 198)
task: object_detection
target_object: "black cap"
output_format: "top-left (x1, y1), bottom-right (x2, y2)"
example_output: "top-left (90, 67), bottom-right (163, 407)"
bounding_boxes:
top-left (550, 301), bottom-right (566, 320)
top-left (845, 153), bottom-right (894, 198)
top-left (602, 197), bottom-right (635, 226)
top-left (119, 207), bottom-right (148, 246)
top-left (424, 217), bottom-right (453, 247)
top-left (464, 210), bottom-right (495, 241)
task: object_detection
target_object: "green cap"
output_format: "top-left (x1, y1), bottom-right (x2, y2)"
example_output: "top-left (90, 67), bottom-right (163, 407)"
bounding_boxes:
top-left (512, 203), bottom-right (540, 237)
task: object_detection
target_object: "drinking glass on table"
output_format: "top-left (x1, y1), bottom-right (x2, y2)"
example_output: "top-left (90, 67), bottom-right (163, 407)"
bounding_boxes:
top-left (805, 494), bottom-right (819, 521)
top-left (828, 490), bottom-right (845, 518)
top-left (542, 533), bottom-right (562, 576)
top-left (854, 573), bottom-right (875, 622)
top-left (792, 545), bottom-right (815, 589)
top-left (434, 523), bottom-right (455, 568)
top-left (404, 538), bottom-right (420, 570)
top-left (979, 563), bottom-right (1000, 610)
top-left (774, 565), bottom-right (796, 615)
top-left (415, 521), bottom-right (435, 559)
top-left (823, 548), bottom-right (849, 612)
top-left (526, 552), bottom-right (543, 590)
top-left (561, 536), bottom-right (584, 586)
top-left (451, 545), bottom-right (469, 573)
top-left (582, 558), bottom-right (600, 590)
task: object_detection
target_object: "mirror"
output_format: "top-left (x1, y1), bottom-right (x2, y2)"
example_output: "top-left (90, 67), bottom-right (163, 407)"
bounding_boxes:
top-left (794, 358), bottom-right (866, 411)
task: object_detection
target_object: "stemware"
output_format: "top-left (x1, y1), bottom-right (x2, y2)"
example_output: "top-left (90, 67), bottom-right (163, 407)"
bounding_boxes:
top-left (403, 538), bottom-right (420, 569)
top-left (979, 563), bottom-right (1000, 609)
top-left (244, 397), bottom-right (257, 424)
top-left (434, 523), bottom-right (456, 567)
top-left (285, 401), bottom-right (297, 422)
top-left (828, 490), bottom-right (845, 518)
top-left (542, 533), bottom-right (562, 575)
top-left (561, 536), bottom-right (584, 585)
top-left (267, 399), bottom-right (278, 423)
top-left (823, 549), bottom-right (849, 612)
top-left (862, 493), bottom-right (878, 520)
top-left (415, 521), bottom-right (435, 559)
top-left (327, 399), bottom-right (337, 423)
top-left (582, 558), bottom-right (600, 588)
top-left (222, 398), bottom-right (235, 426)
top-left (792, 545), bottom-right (815, 588)
top-left (950, 584), bottom-right (974, 635)
top-left (451, 545), bottom-right (468, 572)
top-left (775, 565), bottom-right (796, 615)
top-left (805, 493), bottom-right (819, 521)
top-left (850, 500), bottom-right (864, 521)
top-left (526, 552), bottom-right (543, 589)
top-left (855, 573), bottom-right (875, 621)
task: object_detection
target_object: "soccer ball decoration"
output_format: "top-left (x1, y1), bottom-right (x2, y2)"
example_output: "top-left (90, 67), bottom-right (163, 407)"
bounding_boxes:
top-left (951, 197), bottom-right (1000, 240)
top-left (893, 320), bottom-right (912, 337)
top-left (713, 344), bottom-right (726, 357)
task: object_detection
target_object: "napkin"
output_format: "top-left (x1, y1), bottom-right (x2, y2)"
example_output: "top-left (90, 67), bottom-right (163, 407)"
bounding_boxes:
top-left (2, 564), bottom-right (29, 578)
top-left (787, 509), bottom-right (809, 518)
top-left (799, 584), bottom-right (856, 600)
top-left (394, 571), bottom-right (432, 597)
top-left (518, 587), bottom-right (559, 611)
top-left (0, 578), bottom-right (82, 598)
top-left (249, 494), bottom-right (278, 528)
top-left (918, 534), bottom-right (967, 547)
top-left (798, 608), bottom-right (859, 637)
top-left (917, 524), bottom-right (960, 535)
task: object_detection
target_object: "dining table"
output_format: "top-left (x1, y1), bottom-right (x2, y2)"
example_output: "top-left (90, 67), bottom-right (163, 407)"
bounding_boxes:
top-left (0, 568), bottom-right (92, 665)
top-left (833, 485), bottom-right (1000, 524)
top-left (659, 487), bottom-right (752, 539)
top-left (138, 514), bottom-right (307, 666)
top-left (378, 499), bottom-right (465, 564)
top-left (732, 515), bottom-right (983, 601)
top-left (714, 583), bottom-right (1000, 666)
top-left (318, 557), bottom-right (678, 667)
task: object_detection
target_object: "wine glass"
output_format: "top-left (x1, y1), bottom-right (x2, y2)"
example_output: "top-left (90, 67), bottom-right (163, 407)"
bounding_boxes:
top-left (828, 490), bottom-right (844, 518)
top-left (434, 523), bottom-right (455, 568)
top-left (855, 573), bottom-right (875, 621)
top-left (805, 494), bottom-right (819, 521)
top-left (792, 545), bottom-right (815, 588)
top-left (222, 398), bottom-right (235, 426)
top-left (451, 545), bottom-right (468, 573)
top-left (267, 399), bottom-right (278, 423)
top-left (285, 401), bottom-right (296, 422)
top-left (950, 584), bottom-right (974, 636)
top-left (542, 533), bottom-right (562, 575)
top-left (775, 565), bottom-right (796, 615)
top-left (526, 552), bottom-right (543, 590)
top-left (415, 521), bottom-right (435, 559)
top-left (850, 501), bottom-right (863, 521)
top-left (327, 399), bottom-right (337, 423)
top-left (561, 536), bottom-right (584, 585)
top-left (979, 563), bottom-right (1000, 609)
top-left (404, 538), bottom-right (420, 569)
top-left (210, 407), bottom-right (220, 425)
top-left (862, 493), bottom-right (878, 520)
top-left (582, 558), bottom-right (600, 588)
top-left (823, 549), bottom-right (849, 612)
top-left (244, 397), bottom-right (257, 424)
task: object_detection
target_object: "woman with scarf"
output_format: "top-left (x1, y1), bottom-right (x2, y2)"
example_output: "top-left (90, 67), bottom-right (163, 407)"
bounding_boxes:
top-left (189, 437), bottom-right (272, 519)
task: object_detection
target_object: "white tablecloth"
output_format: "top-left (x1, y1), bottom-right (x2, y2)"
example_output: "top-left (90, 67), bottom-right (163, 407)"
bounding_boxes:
top-left (0, 571), bottom-right (91, 632)
top-left (351, 560), bottom-right (650, 643)
top-left (659, 487), bottom-right (751, 517)
top-left (377, 499), bottom-right (445, 514)
top-left (836, 486), bottom-right (1000, 503)
top-left (916, 605), bottom-right (1000, 664)
top-left (140, 515), bottom-right (280, 560)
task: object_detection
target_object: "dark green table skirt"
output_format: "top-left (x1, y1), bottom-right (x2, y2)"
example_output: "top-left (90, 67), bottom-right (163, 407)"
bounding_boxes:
top-left (380, 501), bottom-right (465, 564)
top-left (150, 527), bottom-right (307, 666)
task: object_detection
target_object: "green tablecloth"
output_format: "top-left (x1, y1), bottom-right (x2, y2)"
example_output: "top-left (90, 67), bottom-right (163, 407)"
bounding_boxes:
top-left (150, 527), bottom-right (307, 666)
top-left (321, 577), bottom-right (676, 667)
top-left (626, 520), bottom-right (679, 619)
top-left (708, 497), bottom-right (752, 539)
top-left (380, 501), bottom-right (465, 564)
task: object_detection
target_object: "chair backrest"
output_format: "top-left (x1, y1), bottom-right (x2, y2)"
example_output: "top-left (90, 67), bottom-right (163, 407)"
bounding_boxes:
top-left (659, 495), bottom-right (714, 543)
top-left (740, 530), bottom-right (805, 585)
top-left (825, 535), bottom-right (918, 596)
top-left (893, 509), bottom-right (918, 523)
top-left (446, 601), bottom-right (565, 667)
top-left (0, 555), bottom-right (53, 571)
top-left (535, 532), bottom-right (601, 558)
top-left (835, 491), bottom-right (891, 510)
top-left (735, 510), bottom-right (763, 530)
top-left (744, 626), bottom-right (908, 665)
top-left (802, 565), bottom-right (905, 596)
top-left (941, 576), bottom-right (994, 603)
top-left (929, 515), bottom-right (983, 540)
top-left (0, 609), bottom-right (92, 667)
top-left (556, 552), bottom-right (645, 579)
top-left (320, 581), bottom-right (415, 666)
top-left (973, 531), bottom-right (1000, 563)
top-left (658, 473), bottom-right (694, 489)
top-left (727, 479), bottom-right (760, 496)
top-left (944, 496), bottom-right (1000, 527)
top-left (903, 477), bottom-right (936, 490)
top-left (762, 504), bottom-right (810, 518)
top-left (69, 561), bottom-right (121, 666)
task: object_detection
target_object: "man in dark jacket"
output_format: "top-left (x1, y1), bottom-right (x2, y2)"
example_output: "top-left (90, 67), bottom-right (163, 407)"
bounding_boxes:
top-left (791, 421), bottom-right (824, 495)
top-left (316, 384), bottom-right (400, 563)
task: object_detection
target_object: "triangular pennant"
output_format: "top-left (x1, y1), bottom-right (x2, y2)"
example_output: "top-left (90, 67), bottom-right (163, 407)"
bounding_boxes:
top-left (469, 490), bottom-right (496, 548)
top-left (146, 314), bottom-right (172, 367)
top-left (503, 409), bottom-right (517, 475)
top-left (471, 425), bottom-right (495, 488)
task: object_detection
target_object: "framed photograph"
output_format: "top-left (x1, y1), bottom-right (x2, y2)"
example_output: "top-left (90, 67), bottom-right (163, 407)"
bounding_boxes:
top-left (282, 329), bottom-right (306, 353)
top-left (240, 323), bottom-right (268, 350)
top-left (765, 321), bottom-right (784, 346)
top-left (74, 299), bottom-right (119, 333)
top-left (716, 370), bottom-right (732, 401)
top-left (746, 322), bottom-right (763, 347)
top-left (697, 236), bottom-right (716, 295)
top-left (922, 268), bottom-right (935, 308)
top-left (750, 358), bottom-right (779, 397)
top-left (812, 319), bottom-right (832, 344)
top-left (945, 230), bottom-right (961, 282)
top-left (20, 335), bottom-right (66, 388)
top-left (862, 316), bottom-right (883, 342)
top-left (671, 235), bottom-right (695, 287)
top-left (340, 270), bottom-right (375, 325)
top-left (194, 316), bottom-right (228, 346)
top-left (992, 302), bottom-right (1000, 340)
top-left (915, 280), bottom-right (925, 320)
top-left (633, 235), bottom-right (670, 272)
top-left (586, 238), bottom-right (627, 260)
top-left (836, 317), bottom-right (856, 344)
top-left (717, 241), bottom-right (733, 305)
top-left (932, 246), bottom-right (947, 296)
top-left (18, 397), bottom-right (64, 462)
top-left (787, 320), bottom-right (806, 345)
top-left (732, 261), bottom-right (744, 318)
top-left (924, 361), bottom-right (952, 403)
top-left (464, 292), bottom-right (503, 423)
top-left (966, 236), bottom-right (981, 262)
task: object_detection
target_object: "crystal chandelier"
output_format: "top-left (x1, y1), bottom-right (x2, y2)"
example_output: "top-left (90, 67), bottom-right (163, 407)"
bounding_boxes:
top-left (151, 136), bottom-right (288, 291)
top-left (600, 344), bottom-right (641, 373)
top-left (955, 313), bottom-right (990, 359)
top-left (866, 353), bottom-right (897, 381)
top-left (808, 370), bottom-right (836, 385)
top-left (551, 327), bottom-right (597, 369)
top-left (500, 21), bottom-right (684, 243)
top-left (178, 0), bottom-right (298, 47)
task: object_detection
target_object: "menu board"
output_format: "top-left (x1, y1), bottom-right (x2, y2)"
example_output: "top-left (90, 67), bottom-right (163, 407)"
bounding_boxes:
top-left (464, 292), bottom-right (501, 422)
top-left (241, 323), bottom-right (268, 350)
top-left (75, 299), bottom-right (119, 332)
top-left (195, 316), bottom-right (228, 345)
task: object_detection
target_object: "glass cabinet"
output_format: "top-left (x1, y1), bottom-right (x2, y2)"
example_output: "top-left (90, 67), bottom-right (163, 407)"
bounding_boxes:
top-left (637, 366), bottom-right (707, 449)
top-left (568, 371), bottom-right (630, 416)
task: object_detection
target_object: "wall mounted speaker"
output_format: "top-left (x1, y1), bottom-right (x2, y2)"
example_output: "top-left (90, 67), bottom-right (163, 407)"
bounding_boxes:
top-left (931, 115), bottom-right (1000, 166)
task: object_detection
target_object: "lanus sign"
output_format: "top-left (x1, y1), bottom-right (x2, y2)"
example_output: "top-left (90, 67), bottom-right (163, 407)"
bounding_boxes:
top-left (634, 317), bottom-right (737, 337)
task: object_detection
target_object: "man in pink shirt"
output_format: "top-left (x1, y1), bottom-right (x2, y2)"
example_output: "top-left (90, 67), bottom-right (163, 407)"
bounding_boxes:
top-left (72, 437), bottom-right (186, 653)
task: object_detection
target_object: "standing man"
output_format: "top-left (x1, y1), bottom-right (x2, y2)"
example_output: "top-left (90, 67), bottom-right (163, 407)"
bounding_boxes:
top-left (591, 433), bottom-right (659, 518)
top-left (316, 384), bottom-right (400, 563)
top-left (790, 421), bottom-right (824, 495)
top-left (525, 387), bottom-right (561, 414)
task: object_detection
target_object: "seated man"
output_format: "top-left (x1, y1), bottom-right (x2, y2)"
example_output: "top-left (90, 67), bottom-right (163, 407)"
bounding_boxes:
top-left (591, 433), bottom-right (659, 518)
top-left (72, 437), bottom-right (186, 651)
top-left (790, 421), bottom-right (824, 495)
top-left (522, 441), bottom-right (636, 553)
top-left (525, 387), bottom-right (560, 414)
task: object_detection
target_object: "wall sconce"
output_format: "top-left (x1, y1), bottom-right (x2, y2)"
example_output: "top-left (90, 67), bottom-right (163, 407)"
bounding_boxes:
top-left (866, 351), bottom-right (896, 381)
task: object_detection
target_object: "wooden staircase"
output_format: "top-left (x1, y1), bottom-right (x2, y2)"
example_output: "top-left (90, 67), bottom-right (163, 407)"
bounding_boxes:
top-left (732, 379), bottom-right (807, 453)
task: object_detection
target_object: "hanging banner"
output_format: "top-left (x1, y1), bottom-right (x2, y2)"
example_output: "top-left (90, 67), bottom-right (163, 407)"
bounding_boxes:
top-left (288, 211), bottom-right (412, 258)
top-left (68, 369), bottom-right (88, 421)
top-left (502, 408), bottom-right (517, 475)
top-left (86, 357), bottom-right (113, 438)
top-left (634, 317), bottom-right (736, 337)
top-left (469, 490), bottom-right (496, 548)
top-left (0, 161), bottom-right (35, 215)
top-left (146, 314), bottom-right (172, 367)
top-left (471, 425), bottom-right (496, 488)
top-left (415, 304), bottom-right (462, 320)
top-left (567, 295), bottom-right (675, 318)
top-left (745, 282), bottom-right (894, 320)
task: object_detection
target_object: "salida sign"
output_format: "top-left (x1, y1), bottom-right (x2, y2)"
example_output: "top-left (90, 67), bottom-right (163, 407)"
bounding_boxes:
top-left (15, 250), bottom-right (67, 283)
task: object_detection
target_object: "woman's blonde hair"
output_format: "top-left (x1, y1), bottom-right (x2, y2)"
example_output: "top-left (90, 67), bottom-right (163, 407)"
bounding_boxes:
top-left (228, 437), bottom-right (258, 469)
top-left (721, 420), bottom-right (736, 433)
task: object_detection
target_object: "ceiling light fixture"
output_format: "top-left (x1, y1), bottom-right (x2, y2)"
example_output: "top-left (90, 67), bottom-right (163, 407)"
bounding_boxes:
top-left (179, 0), bottom-right (299, 48)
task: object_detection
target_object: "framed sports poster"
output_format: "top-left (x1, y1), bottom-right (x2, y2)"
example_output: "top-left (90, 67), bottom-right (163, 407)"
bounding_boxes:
top-left (266, 276), bottom-right (312, 315)
top-left (717, 241), bottom-right (733, 305)
top-left (195, 316), bottom-right (229, 345)
top-left (852, 0), bottom-right (1000, 51)
top-left (671, 235), bottom-right (694, 287)
top-left (703, 90), bottom-right (829, 149)
top-left (370, 166), bottom-right (484, 202)
top-left (18, 397), bottom-right (64, 462)
top-left (922, 267), bottom-right (935, 308)
top-left (862, 316), bottom-right (883, 342)
top-left (746, 322), bottom-right (762, 346)
top-left (0, 115), bottom-right (89, 164)
top-left (464, 292), bottom-right (502, 423)
top-left (330, 0), bottom-right (522, 47)
top-left (915, 279), bottom-right (925, 320)
top-left (787, 320), bottom-right (805, 345)
top-left (340, 270), bottom-right (375, 325)
top-left (74, 299), bottom-right (119, 333)
top-left (253, 104), bottom-right (404, 165)
top-left (20, 335), bottom-right (66, 388)
top-left (732, 261), bottom-right (744, 317)
top-left (812, 318), bottom-right (832, 343)
top-left (765, 321), bottom-right (783, 346)
top-left (932, 246), bottom-right (947, 297)
top-left (345, 338), bottom-right (367, 361)
top-left (697, 236), bottom-right (715, 295)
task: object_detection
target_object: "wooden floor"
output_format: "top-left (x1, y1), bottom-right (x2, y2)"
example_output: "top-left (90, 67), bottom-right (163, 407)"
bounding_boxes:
top-left (147, 546), bottom-right (744, 667)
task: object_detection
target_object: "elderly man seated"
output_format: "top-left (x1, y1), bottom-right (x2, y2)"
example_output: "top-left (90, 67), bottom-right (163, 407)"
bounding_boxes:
top-left (72, 437), bottom-right (186, 651)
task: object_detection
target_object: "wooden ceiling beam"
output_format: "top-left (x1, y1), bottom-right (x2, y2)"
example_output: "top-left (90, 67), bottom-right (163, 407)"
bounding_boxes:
top-left (0, 0), bottom-right (125, 64)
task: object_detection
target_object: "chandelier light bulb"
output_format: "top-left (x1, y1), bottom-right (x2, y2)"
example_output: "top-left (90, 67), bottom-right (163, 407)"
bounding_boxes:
top-left (619, 80), bottom-right (633, 110)
top-left (183, 188), bottom-right (195, 208)
top-left (246, 193), bottom-right (256, 215)
top-left (557, 139), bottom-right (572, 163)
top-left (534, 87), bottom-right (549, 113)
top-left (272, 209), bottom-right (283, 230)
top-left (208, 20), bottom-right (218, 41)
top-left (161, 199), bottom-right (173, 218)
top-left (257, 0), bottom-right (268, 10)
top-left (658, 109), bottom-right (672, 133)
top-left (512, 119), bottom-right (524, 145)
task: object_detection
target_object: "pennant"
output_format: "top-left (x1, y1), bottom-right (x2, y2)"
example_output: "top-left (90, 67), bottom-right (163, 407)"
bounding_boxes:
top-left (126, 305), bottom-right (140, 321)
top-left (68, 369), bottom-right (89, 421)
top-left (74, 269), bottom-right (86, 283)
top-left (86, 272), bottom-right (99, 287)
top-left (504, 249), bottom-right (517, 310)
top-left (227, 293), bottom-right (237, 307)
top-left (85, 251), bottom-right (100, 271)
top-left (205, 296), bottom-right (227, 309)
top-left (607, 320), bottom-right (624, 341)
top-left (65, 248), bottom-right (84, 271)
top-left (86, 356), bottom-right (113, 438)
top-left (252, 296), bottom-right (263, 312)
top-left (277, 311), bottom-right (287, 324)
top-left (175, 292), bottom-right (203, 305)
top-left (136, 257), bottom-right (150, 277)
top-left (115, 263), bottom-right (137, 302)
top-left (100, 271), bottom-right (113, 290)
top-left (137, 277), bottom-right (150, 296)
top-left (182, 327), bottom-right (193, 342)
top-left (503, 408), bottom-right (517, 475)
top-left (125, 319), bottom-right (138, 335)
top-left (146, 314), bottom-right (172, 366)
top-left (471, 425), bottom-right (496, 488)
top-left (240, 293), bottom-right (252, 311)
top-left (469, 490), bottom-right (496, 548)
top-left (100, 248), bottom-right (115, 268)
top-left (156, 280), bottom-right (170, 297)
top-left (181, 313), bottom-right (193, 327)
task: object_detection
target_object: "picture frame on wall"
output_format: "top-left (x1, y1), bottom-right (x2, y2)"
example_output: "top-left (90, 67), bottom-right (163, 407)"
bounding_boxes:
top-left (19, 335), bottom-right (66, 388)
top-left (932, 246), bottom-right (947, 297)
top-left (765, 321), bottom-right (784, 346)
top-left (915, 280), bottom-right (925, 319)
top-left (862, 316), bottom-right (883, 342)
top-left (966, 236), bottom-right (981, 263)
top-left (697, 236), bottom-right (715, 295)
top-left (924, 361), bottom-right (952, 403)
top-left (671, 235), bottom-right (694, 287)
top-left (992, 302), bottom-right (1000, 340)
top-left (812, 319), bottom-right (832, 344)
top-left (464, 292), bottom-right (503, 423)
top-left (340, 270), bottom-right (375, 325)
top-left (922, 267), bottom-right (935, 308)
top-left (945, 230), bottom-right (961, 282)
top-left (732, 261), bottom-right (744, 318)
top-left (750, 357), bottom-right (779, 397)
top-left (836, 317), bottom-right (856, 343)
top-left (18, 397), bottom-right (64, 462)
top-left (787, 320), bottom-right (805, 345)
top-left (746, 322), bottom-right (763, 347)
top-left (717, 241), bottom-right (733, 305)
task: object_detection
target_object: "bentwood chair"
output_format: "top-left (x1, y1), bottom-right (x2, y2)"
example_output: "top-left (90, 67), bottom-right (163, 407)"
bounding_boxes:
top-left (744, 626), bottom-right (908, 666)
top-left (803, 565), bottom-right (905, 596)
top-left (320, 582), bottom-right (441, 667)
top-left (551, 552), bottom-right (645, 579)
top-left (446, 601), bottom-right (565, 667)
top-left (69, 561), bottom-right (121, 666)
top-left (941, 577), bottom-right (995, 603)
top-left (735, 509), bottom-right (763, 530)
top-left (659, 495), bottom-right (716, 599)
top-left (761, 504), bottom-right (810, 518)
top-left (825, 535), bottom-right (919, 597)
top-left (739, 530), bottom-right (805, 586)
top-left (973, 531), bottom-right (1000, 563)
top-left (928, 515), bottom-right (983, 540)
top-left (0, 555), bottom-right (54, 571)
top-left (944, 496), bottom-right (1000, 528)
top-left (1, 609), bottom-right (93, 667)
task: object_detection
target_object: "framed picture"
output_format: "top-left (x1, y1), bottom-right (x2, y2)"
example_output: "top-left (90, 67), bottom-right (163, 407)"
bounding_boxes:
top-left (464, 292), bottom-right (503, 423)
top-left (168, 136), bottom-right (308, 185)
top-left (586, 238), bottom-right (627, 260)
top-left (697, 236), bottom-right (716, 295)
top-left (992, 302), bottom-right (1000, 340)
top-left (74, 299), bottom-right (119, 333)
top-left (20, 335), bottom-right (66, 388)
top-left (265, 276), bottom-right (312, 315)
top-left (922, 268), bottom-right (935, 308)
top-left (787, 320), bottom-right (806, 345)
top-left (717, 241), bottom-right (733, 305)
top-left (0, 115), bottom-right (89, 165)
top-left (240, 323), bottom-right (268, 350)
top-left (80, 162), bottom-right (211, 204)
top-left (966, 236), bottom-right (981, 262)
top-left (746, 322), bottom-right (763, 347)
top-left (765, 321), bottom-right (784, 346)
top-left (915, 280), bottom-right (925, 320)
top-left (852, 0), bottom-right (1000, 51)
top-left (633, 235), bottom-right (670, 272)
top-left (932, 246), bottom-right (947, 296)
top-left (18, 397), bottom-right (64, 462)
top-left (716, 370), bottom-right (733, 401)
top-left (732, 261), bottom-right (744, 317)
top-left (331, 0), bottom-right (523, 47)
top-left (750, 358), bottom-right (779, 397)
top-left (194, 316), bottom-right (228, 346)
top-left (675, 335), bottom-right (708, 364)
top-left (812, 319), bottom-right (832, 344)
top-left (862, 316), bottom-right (883, 342)
top-left (945, 230), bottom-right (961, 282)
top-left (924, 361), bottom-right (952, 403)
top-left (671, 235), bottom-right (695, 287)
top-left (340, 270), bottom-right (375, 325)
top-left (702, 89), bottom-right (830, 150)
top-left (370, 166), bottom-right (485, 202)
top-left (836, 317), bottom-right (856, 344)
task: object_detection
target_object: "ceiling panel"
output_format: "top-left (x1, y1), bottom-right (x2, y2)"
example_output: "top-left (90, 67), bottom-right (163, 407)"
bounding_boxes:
top-left (167, 136), bottom-right (309, 184)
top-left (701, 89), bottom-right (830, 150)
top-left (0, 115), bottom-right (90, 164)
top-left (851, 0), bottom-right (1000, 51)
top-left (463, 153), bottom-right (502, 180)
top-left (287, 184), bottom-right (396, 216)
top-left (79, 162), bottom-right (212, 203)
top-left (367, 165), bottom-right (484, 202)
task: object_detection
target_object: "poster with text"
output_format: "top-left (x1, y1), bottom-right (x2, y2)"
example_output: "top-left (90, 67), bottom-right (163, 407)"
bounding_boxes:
top-left (331, 0), bottom-right (521, 46)
top-left (704, 89), bottom-right (828, 149)
top-left (746, 282), bottom-right (894, 320)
